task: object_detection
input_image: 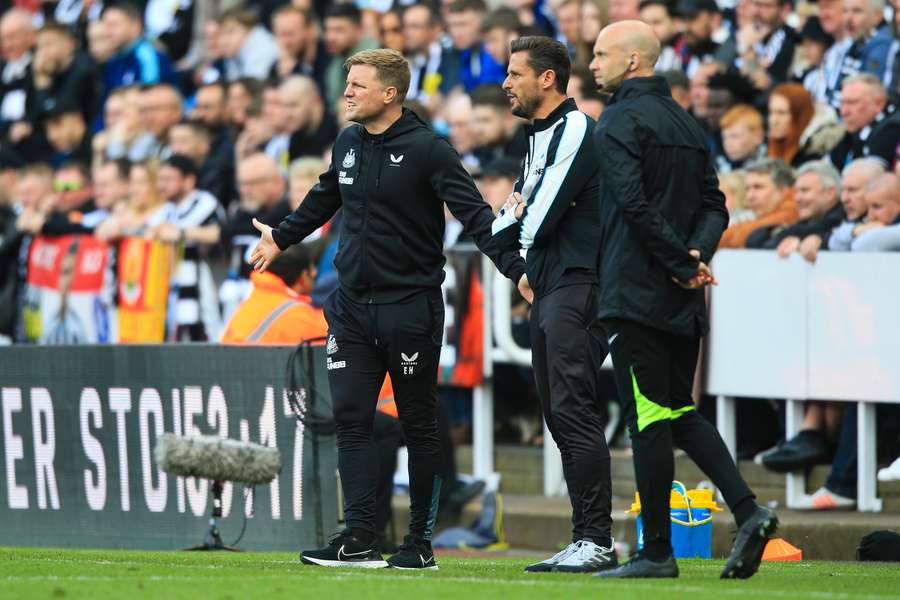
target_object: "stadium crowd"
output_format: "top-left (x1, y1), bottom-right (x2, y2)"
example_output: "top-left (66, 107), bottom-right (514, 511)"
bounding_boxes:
top-left (0, 0), bottom-right (899, 508)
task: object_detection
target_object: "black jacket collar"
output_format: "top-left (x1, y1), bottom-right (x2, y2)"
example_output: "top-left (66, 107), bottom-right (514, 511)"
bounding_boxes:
top-left (609, 76), bottom-right (672, 105)
top-left (361, 108), bottom-right (424, 142)
top-left (532, 97), bottom-right (578, 132)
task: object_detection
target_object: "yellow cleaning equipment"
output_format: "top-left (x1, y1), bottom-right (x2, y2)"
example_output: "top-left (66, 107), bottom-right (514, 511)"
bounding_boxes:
top-left (627, 481), bottom-right (723, 558)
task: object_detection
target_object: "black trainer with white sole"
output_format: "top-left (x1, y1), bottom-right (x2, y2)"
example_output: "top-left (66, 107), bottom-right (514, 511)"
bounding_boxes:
top-left (386, 534), bottom-right (438, 570)
top-left (595, 552), bottom-right (678, 578)
top-left (721, 506), bottom-right (779, 579)
top-left (300, 529), bottom-right (388, 568)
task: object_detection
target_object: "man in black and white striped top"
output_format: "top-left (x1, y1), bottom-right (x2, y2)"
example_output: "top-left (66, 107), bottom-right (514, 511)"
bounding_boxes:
top-left (154, 154), bottom-right (225, 341)
top-left (491, 36), bottom-right (615, 575)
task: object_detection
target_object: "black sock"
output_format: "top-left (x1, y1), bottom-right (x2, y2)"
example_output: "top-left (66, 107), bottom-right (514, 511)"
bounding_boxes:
top-left (732, 497), bottom-right (759, 527)
top-left (584, 536), bottom-right (614, 549)
top-left (643, 540), bottom-right (672, 561)
top-left (352, 528), bottom-right (376, 546)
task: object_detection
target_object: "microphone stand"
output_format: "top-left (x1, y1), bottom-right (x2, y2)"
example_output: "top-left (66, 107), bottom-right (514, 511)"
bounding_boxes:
top-left (185, 480), bottom-right (242, 551)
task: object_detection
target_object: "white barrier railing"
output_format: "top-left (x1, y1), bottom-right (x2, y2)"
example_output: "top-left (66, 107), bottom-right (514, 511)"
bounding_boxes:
top-left (476, 256), bottom-right (615, 497)
top-left (475, 250), bottom-right (899, 508)
top-left (708, 250), bottom-right (900, 512)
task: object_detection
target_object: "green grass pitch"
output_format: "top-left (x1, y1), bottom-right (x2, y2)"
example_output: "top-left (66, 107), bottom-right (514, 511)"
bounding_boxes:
top-left (0, 548), bottom-right (897, 599)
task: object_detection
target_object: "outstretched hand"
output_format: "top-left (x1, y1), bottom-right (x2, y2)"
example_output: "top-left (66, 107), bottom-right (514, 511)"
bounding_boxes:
top-left (249, 218), bottom-right (282, 273)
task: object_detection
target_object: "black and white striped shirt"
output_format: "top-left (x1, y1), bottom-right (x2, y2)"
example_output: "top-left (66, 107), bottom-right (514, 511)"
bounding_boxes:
top-left (491, 98), bottom-right (602, 297)
top-left (170, 189), bottom-right (224, 340)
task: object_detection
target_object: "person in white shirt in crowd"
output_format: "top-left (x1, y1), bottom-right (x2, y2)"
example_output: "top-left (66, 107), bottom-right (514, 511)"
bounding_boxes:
top-left (218, 8), bottom-right (278, 82)
top-left (640, 0), bottom-right (681, 72)
top-left (152, 154), bottom-right (224, 341)
top-left (841, 174), bottom-right (900, 251)
top-left (403, 2), bottom-right (456, 111)
top-left (817, 0), bottom-right (894, 109)
top-left (0, 9), bottom-right (37, 149)
top-left (108, 83), bottom-right (182, 162)
top-left (828, 157), bottom-right (887, 251)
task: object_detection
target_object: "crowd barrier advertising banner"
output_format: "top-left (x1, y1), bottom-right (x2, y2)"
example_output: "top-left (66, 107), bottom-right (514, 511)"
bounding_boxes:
top-left (0, 345), bottom-right (337, 550)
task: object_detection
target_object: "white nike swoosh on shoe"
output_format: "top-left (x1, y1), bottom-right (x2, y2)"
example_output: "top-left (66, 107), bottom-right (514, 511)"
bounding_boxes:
top-left (338, 545), bottom-right (373, 560)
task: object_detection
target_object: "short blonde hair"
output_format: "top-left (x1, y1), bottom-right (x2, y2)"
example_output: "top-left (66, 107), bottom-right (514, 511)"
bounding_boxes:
top-left (289, 157), bottom-right (327, 182)
top-left (719, 170), bottom-right (747, 211)
top-left (343, 48), bottom-right (411, 103)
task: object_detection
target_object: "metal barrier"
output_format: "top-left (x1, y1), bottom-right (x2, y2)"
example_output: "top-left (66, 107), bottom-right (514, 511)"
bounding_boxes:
top-left (708, 250), bottom-right (900, 512)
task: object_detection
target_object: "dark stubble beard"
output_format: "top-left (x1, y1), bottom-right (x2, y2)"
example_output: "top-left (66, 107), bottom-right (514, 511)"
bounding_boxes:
top-left (511, 93), bottom-right (539, 120)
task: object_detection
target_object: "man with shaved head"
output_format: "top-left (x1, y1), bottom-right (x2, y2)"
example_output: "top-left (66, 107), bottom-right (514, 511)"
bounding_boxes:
top-left (590, 21), bottom-right (777, 580)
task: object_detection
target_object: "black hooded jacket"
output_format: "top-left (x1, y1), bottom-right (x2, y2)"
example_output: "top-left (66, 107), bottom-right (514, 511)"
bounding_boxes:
top-left (594, 77), bottom-right (729, 337)
top-left (272, 108), bottom-right (526, 302)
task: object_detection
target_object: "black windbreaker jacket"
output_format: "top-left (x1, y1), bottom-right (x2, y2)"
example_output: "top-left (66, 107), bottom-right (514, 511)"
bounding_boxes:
top-left (271, 108), bottom-right (526, 302)
top-left (594, 77), bottom-right (729, 337)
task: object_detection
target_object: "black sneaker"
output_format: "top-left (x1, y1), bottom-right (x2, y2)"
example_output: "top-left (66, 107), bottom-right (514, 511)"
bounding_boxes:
top-left (386, 534), bottom-right (438, 570)
top-left (595, 552), bottom-right (678, 579)
top-left (721, 506), bottom-right (779, 579)
top-left (760, 430), bottom-right (828, 473)
top-left (300, 529), bottom-right (388, 568)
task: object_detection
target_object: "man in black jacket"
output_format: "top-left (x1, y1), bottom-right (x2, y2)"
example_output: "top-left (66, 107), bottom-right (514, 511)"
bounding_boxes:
top-left (250, 49), bottom-right (526, 570)
top-left (590, 21), bottom-right (777, 580)
top-left (492, 36), bottom-right (615, 574)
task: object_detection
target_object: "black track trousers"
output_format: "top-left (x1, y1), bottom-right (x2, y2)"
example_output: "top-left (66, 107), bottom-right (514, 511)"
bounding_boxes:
top-left (324, 288), bottom-right (444, 541)
top-left (531, 283), bottom-right (613, 545)
top-left (602, 318), bottom-right (755, 559)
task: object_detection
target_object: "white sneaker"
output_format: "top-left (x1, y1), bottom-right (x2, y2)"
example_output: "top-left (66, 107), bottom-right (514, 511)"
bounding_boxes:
top-left (554, 539), bottom-right (618, 573)
top-left (877, 456), bottom-right (900, 482)
top-left (793, 486), bottom-right (856, 510)
top-left (524, 542), bottom-right (580, 573)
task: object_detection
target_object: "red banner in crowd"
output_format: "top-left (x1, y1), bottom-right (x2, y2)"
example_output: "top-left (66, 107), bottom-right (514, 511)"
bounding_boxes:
top-left (22, 235), bottom-right (114, 344)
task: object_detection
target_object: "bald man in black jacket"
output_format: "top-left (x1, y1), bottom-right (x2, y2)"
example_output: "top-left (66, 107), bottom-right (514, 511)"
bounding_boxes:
top-left (589, 21), bottom-right (778, 580)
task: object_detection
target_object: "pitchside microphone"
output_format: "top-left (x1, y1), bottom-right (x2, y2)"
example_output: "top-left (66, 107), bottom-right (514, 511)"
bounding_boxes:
top-left (155, 433), bottom-right (281, 485)
top-left (154, 434), bottom-right (282, 551)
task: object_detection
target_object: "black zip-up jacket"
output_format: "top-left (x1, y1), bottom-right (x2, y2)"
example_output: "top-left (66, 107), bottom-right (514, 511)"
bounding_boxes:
top-left (594, 77), bottom-right (729, 337)
top-left (491, 98), bottom-right (601, 298)
top-left (271, 109), bottom-right (526, 302)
